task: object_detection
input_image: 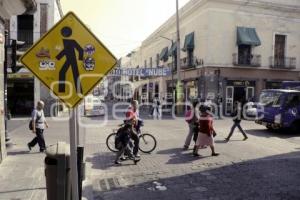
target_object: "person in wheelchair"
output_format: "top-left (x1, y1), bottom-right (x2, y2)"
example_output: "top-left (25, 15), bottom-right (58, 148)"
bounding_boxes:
top-left (114, 120), bottom-right (140, 165)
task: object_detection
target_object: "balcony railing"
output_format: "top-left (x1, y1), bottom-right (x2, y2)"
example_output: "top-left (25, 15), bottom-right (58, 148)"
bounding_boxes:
top-left (269, 57), bottom-right (296, 69)
top-left (181, 57), bottom-right (202, 70)
top-left (17, 30), bottom-right (34, 49)
top-left (232, 53), bottom-right (261, 67)
top-left (167, 62), bottom-right (177, 73)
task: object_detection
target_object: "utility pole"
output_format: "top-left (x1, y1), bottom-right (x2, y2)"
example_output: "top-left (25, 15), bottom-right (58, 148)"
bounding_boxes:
top-left (159, 36), bottom-right (175, 105)
top-left (4, 30), bottom-right (9, 142)
top-left (176, 0), bottom-right (183, 114)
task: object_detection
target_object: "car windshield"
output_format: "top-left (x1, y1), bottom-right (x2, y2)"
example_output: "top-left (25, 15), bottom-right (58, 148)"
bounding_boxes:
top-left (259, 91), bottom-right (283, 107)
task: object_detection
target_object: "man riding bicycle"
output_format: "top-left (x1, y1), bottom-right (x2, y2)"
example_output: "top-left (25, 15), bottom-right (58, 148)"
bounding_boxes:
top-left (114, 100), bottom-right (142, 165)
top-left (125, 100), bottom-right (141, 158)
top-left (114, 120), bottom-right (140, 165)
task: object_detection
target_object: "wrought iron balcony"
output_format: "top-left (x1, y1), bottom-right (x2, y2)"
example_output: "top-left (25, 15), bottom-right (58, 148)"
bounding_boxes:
top-left (232, 53), bottom-right (261, 67)
top-left (17, 30), bottom-right (34, 49)
top-left (167, 62), bottom-right (177, 73)
top-left (181, 57), bottom-right (202, 70)
top-left (269, 57), bottom-right (296, 69)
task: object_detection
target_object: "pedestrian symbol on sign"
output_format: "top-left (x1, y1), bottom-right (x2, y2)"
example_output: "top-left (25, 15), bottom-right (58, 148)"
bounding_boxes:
top-left (20, 12), bottom-right (117, 108)
top-left (56, 26), bottom-right (84, 94)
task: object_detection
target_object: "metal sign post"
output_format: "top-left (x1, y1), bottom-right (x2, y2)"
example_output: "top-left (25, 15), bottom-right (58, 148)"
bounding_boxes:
top-left (69, 109), bottom-right (79, 200)
top-left (75, 106), bottom-right (80, 146)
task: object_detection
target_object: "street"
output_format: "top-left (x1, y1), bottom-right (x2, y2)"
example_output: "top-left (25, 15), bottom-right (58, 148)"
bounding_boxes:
top-left (1, 0), bottom-right (300, 200)
top-left (0, 116), bottom-right (300, 200)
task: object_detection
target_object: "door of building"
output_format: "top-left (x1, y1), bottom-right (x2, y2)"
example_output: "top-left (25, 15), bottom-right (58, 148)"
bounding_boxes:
top-left (225, 86), bottom-right (234, 115)
top-left (7, 78), bottom-right (34, 117)
top-left (274, 34), bottom-right (286, 67)
top-left (246, 87), bottom-right (255, 101)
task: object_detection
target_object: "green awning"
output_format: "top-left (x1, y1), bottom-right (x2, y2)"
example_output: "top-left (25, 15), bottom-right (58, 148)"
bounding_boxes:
top-left (237, 27), bottom-right (261, 46)
top-left (182, 32), bottom-right (194, 52)
top-left (159, 47), bottom-right (169, 61)
top-left (169, 42), bottom-right (177, 56)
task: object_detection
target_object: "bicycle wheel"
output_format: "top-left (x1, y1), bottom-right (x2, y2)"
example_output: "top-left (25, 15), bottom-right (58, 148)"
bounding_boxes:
top-left (106, 132), bottom-right (118, 152)
top-left (138, 133), bottom-right (157, 153)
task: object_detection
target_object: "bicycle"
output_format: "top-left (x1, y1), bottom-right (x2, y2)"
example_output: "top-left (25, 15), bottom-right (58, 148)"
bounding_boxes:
top-left (106, 124), bottom-right (157, 153)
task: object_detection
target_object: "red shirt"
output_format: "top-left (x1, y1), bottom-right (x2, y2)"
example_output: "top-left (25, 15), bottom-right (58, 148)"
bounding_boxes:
top-left (126, 107), bottom-right (137, 121)
top-left (199, 113), bottom-right (213, 135)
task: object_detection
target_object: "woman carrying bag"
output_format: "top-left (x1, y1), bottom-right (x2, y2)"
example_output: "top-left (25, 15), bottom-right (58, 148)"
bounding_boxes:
top-left (193, 105), bottom-right (219, 157)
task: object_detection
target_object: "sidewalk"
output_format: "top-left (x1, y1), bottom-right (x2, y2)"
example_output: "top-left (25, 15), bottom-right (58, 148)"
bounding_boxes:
top-left (0, 118), bottom-right (70, 200)
top-left (0, 120), bottom-right (47, 200)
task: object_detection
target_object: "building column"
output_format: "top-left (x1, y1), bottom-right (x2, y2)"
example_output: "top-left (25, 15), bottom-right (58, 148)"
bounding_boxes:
top-left (0, 24), bottom-right (6, 163)
top-left (256, 79), bottom-right (264, 100)
top-left (34, 77), bottom-right (41, 106)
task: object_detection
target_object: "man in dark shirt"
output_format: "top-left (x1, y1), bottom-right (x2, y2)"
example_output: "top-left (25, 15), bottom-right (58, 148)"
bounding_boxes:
top-left (225, 100), bottom-right (248, 142)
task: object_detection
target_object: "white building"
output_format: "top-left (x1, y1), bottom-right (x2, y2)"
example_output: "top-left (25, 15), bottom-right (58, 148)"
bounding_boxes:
top-left (8, 0), bottom-right (62, 116)
top-left (0, 0), bottom-right (37, 163)
top-left (123, 0), bottom-right (300, 115)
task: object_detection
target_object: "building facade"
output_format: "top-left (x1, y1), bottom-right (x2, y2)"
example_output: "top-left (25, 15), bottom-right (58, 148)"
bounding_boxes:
top-left (7, 0), bottom-right (61, 117)
top-left (0, 0), bottom-right (37, 163)
top-left (122, 0), bottom-right (300, 115)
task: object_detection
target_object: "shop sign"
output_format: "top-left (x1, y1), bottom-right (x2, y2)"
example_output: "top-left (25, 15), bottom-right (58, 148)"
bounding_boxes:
top-left (227, 80), bottom-right (255, 87)
top-left (186, 81), bottom-right (195, 87)
top-left (266, 81), bottom-right (282, 89)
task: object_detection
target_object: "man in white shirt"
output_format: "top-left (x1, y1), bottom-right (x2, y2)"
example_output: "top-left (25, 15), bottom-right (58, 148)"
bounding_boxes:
top-left (28, 100), bottom-right (49, 152)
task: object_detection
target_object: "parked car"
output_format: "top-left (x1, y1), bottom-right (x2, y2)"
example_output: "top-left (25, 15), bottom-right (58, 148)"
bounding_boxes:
top-left (83, 95), bottom-right (105, 116)
top-left (255, 89), bottom-right (300, 132)
top-left (245, 101), bottom-right (258, 119)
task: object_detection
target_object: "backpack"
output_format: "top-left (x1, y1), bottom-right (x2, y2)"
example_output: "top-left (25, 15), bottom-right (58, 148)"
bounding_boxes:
top-left (29, 111), bottom-right (42, 130)
top-left (157, 100), bottom-right (160, 106)
top-left (114, 126), bottom-right (129, 150)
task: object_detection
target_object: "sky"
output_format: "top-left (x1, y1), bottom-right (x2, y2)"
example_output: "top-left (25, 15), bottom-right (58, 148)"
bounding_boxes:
top-left (61, 0), bottom-right (190, 58)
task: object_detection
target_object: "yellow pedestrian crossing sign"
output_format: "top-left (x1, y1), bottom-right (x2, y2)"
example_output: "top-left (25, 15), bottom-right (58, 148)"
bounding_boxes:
top-left (20, 12), bottom-right (117, 108)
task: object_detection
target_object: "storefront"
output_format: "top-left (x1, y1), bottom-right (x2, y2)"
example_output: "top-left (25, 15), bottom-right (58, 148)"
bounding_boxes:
top-left (7, 74), bottom-right (34, 117)
top-left (265, 81), bottom-right (283, 89)
top-left (224, 80), bottom-right (256, 115)
top-left (184, 80), bottom-right (198, 102)
top-left (165, 80), bottom-right (175, 103)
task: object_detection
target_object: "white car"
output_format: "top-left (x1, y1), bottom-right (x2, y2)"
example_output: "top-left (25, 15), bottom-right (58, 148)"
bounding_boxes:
top-left (245, 102), bottom-right (257, 119)
top-left (83, 96), bottom-right (106, 116)
top-left (91, 98), bottom-right (105, 116)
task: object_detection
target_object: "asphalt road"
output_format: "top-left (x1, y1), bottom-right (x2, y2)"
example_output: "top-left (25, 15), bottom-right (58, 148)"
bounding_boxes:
top-left (2, 115), bottom-right (300, 200)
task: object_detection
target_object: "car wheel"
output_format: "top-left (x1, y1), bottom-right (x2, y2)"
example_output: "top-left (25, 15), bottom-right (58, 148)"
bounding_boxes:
top-left (266, 125), bottom-right (273, 131)
top-left (290, 121), bottom-right (300, 134)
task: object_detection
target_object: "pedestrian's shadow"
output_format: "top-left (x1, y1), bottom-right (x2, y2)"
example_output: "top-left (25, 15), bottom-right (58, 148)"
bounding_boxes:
top-left (214, 139), bottom-right (242, 144)
top-left (85, 152), bottom-right (117, 170)
top-left (156, 148), bottom-right (183, 155)
top-left (246, 129), bottom-right (300, 139)
top-left (157, 148), bottom-right (206, 164)
top-left (7, 151), bottom-right (40, 156)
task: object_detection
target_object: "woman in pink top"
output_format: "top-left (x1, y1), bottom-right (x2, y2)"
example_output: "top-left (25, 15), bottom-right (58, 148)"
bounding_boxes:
top-left (193, 105), bottom-right (219, 157)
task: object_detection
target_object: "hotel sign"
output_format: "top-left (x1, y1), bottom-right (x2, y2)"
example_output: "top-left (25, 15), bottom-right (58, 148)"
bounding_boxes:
top-left (110, 67), bottom-right (171, 77)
